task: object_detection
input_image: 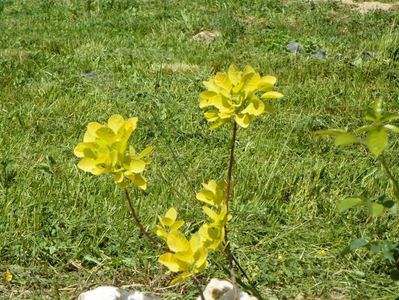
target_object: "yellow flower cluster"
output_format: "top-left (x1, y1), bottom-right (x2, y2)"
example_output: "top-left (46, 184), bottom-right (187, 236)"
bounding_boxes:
top-left (74, 115), bottom-right (152, 189)
top-left (155, 180), bottom-right (231, 284)
top-left (200, 64), bottom-right (283, 129)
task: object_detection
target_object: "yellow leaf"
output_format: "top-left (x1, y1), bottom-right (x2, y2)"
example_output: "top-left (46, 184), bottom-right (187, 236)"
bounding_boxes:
top-left (165, 208), bottom-right (178, 222)
top-left (209, 120), bottom-right (228, 129)
top-left (129, 159), bottom-right (146, 173)
top-left (84, 122), bottom-right (103, 142)
top-left (137, 146), bottom-right (154, 159)
top-left (95, 127), bottom-right (116, 143)
top-left (204, 110), bottom-right (219, 122)
top-left (261, 91), bottom-right (283, 99)
top-left (202, 206), bottom-right (219, 221)
top-left (125, 173), bottom-right (147, 190)
top-left (243, 65), bottom-right (256, 76)
top-left (234, 114), bottom-right (250, 128)
top-left (202, 79), bottom-right (219, 93)
top-left (159, 253), bottom-right (186, 272)
top-left (74, 143), bottom-right (87, 158)
top-left (258, 76), bottom-right (276, 91)
top-left (241, 98), bottom-right (265, 116)
top-left (242, 72), bottom-right (261, 93)
top-left (167, 231), bottom-right (189, 253)
top-left (125, 117), bottom-right (138, 132)
top-left (107, 114), bottom-right (125, 133)
top-left (227, 64), bottom-right (241, 85)
top-left (214, 72), bottom-right (232, 91)
top-left (170, 272), bottom-right (192, 285)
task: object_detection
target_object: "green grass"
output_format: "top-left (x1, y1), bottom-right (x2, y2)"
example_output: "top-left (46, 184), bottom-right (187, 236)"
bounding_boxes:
top-left (1, 0), bottom-right (399, 299)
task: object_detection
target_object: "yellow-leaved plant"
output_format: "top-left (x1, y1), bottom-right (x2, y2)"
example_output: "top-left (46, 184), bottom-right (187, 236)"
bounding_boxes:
top-left (156, 180), bottom-right (231, 284)
top-left (74, 114), bottom-right (153, 189)
top-left (200, 64), bottom-right (283, 129)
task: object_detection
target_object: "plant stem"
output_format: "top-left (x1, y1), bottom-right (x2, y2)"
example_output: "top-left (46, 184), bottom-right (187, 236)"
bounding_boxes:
top-left (124, 188), bottom-right (164, 250)
top-left (192, 276), bottom-right (205, 300)
top-left (232, 255), bottom-right (264, 300)
top-left (211, 257), bottom-right (265, 300)
top-left (225, 121), bottom-right (237, 209)
top-left (378, 155), bottom-right (399, 200)
top-left (224, 121), bottom-right (238, 299)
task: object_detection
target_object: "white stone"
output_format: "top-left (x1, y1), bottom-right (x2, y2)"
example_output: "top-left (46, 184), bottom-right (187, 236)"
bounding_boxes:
top-left (197, 279), bottom-right (258, 300)
top-left (78, 286), bottom-right (160, 300)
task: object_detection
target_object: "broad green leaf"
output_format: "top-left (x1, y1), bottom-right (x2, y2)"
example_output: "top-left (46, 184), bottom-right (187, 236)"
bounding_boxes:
top-left (381, 113), bottom-right (399, 123)
top-left (355, 125), bottom-right (373, 133)
top-left (335, 133), bottom-right (358, 146)
top-left (366, 128), bottom-right (388, 157)
top-left (338, 197), bottom-right (364, 212)
top-left (383, 124), bottom-right (399, 133)
top-left (349, 239), bottom-right (369, 250)
top-left (314, 129), bottom-right (346, 136)
top-left (372, 98), bottom-right (383, 119)
top-left (367, 202), bottom-right (384, 217)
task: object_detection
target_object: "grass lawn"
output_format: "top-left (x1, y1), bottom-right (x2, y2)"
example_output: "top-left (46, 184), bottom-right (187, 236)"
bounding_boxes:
top-left (1, 0), bottom-right (399, 299)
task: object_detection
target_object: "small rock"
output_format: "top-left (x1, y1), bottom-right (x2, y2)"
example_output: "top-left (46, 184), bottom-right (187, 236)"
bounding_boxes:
top-left (197, 279), bottom-right (258, 300)
top-left (78, 286), bottom-right (160, 300)
top-left (314, 49), bottom-right (327, 59)
top-left (192, 31), bottom-right (221, 43)
top-left (82, 71), bottom-right (97, 79)
top-left (287, 41), bottom-right (304, 53)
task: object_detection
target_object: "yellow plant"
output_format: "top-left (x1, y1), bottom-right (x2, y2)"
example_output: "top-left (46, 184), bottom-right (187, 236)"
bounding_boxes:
top-left (156, 181), bottom-right (231, 284)
top-left (74, 114), bottom-right (152, 189)
top-left (200, 64), bottom-right (283, 129)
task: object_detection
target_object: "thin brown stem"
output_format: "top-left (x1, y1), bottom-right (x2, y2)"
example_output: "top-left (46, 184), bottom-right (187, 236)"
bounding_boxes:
top-left (124, 188), bottom-right (164, 250)
top-left (378, 155), bottom-right (399, 200)
top-left (224, 121), bottom-right (238, 299)
top-left (225, 121), bottom-right (237, 208)
top-left (192, 276), bottom-right (205, 300)
top-left (231, 255), bottom-right (264, 300)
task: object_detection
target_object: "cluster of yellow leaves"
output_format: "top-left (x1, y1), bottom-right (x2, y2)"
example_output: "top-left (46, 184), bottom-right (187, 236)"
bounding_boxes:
top-left (200, 64), bottom-right (283, 129)
top-left (74, 115), bottom-right (153, 189)
top-left (156, 180), bottom-right (231, 284)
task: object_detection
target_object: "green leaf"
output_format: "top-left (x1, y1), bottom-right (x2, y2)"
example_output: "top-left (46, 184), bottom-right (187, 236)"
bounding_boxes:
top-left (367, 128), bottom-right (388, 156)
top-left (314, 129), bottom-right (346, 136)
top-left (367, 202), bottom-right (385, 217)
top-left (382, 200), bottom-right (395, 208)
top-left (372, 98), bottom-right (383, 119)
top-left (390, 269), bottom-right (399, 281)
top-left (380, 113), bottom-right (399, 123)
top-left (349, 239), bottom-right (369, 250)
top-left (335, 133), bottom-right (358, 146)
top-left (355, 125), bottom-right (373, 133)
top-left (338, 197), bottom-right (364, 212)
top-left (383, 124), bottom-right (399, 133)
